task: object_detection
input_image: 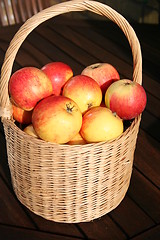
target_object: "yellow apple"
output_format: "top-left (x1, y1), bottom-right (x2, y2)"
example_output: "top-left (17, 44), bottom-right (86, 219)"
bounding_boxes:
top-left (23, 124), bottom-right (39, 138)
top-left (32, 95), bottom-right (82, 144)
top-left (80, 106), bottom-right (123, 143)
top-left (62, 75), bottom-right (102, 114)
top-left (67, 132), bottom-right (86, 145)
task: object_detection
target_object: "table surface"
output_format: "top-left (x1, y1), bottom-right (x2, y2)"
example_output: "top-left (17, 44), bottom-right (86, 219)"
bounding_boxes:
top-left (0, 16), bottom-right (160, 240)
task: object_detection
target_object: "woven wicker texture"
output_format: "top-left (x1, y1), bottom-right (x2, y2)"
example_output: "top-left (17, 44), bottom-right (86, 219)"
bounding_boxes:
top-left (0, 0), bottom-right (142, 223)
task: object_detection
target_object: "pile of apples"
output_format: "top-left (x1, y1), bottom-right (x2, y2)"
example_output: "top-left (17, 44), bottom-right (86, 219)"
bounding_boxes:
top-left (9, 61), bottom-right (147, 145)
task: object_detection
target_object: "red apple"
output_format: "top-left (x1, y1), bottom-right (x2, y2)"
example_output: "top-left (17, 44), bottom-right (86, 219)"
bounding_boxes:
top-left (41, 62), bottom-right (73, 95)
top-left (62, 75), bottom-right (102, 114)
top-left (32, 95), bottom-right (82, 144)
top-left (80, 106), bottom-right (123, 143)
top-left (81, 63), bottom-right (120, 94)
top-left (105, 79), bottom-right (147, 120)
top-left (11, 101), bottom-right (32, 124)
top-left (9, 67), bottom-right (53, 111)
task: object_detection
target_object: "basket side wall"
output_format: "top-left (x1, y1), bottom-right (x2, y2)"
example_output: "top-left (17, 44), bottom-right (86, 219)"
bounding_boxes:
top-left (2, 117), bottom-right (141, 223)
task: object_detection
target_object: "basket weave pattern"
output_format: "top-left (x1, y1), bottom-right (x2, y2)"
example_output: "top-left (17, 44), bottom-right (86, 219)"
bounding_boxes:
top-left (0, 0), bottom-right (142, 223)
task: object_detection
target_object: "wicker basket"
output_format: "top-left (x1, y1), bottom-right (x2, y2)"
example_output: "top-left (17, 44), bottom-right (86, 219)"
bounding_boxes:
top-left (0, 0), bottom-right (142, 223)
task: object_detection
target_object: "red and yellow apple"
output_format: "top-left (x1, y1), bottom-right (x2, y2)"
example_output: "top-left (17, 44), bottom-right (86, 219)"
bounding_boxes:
top-left (23, 124), bottom-right (39, 138)
top-left (80, 106), bottom-right (123, 143)
top-left (105, 79), bottom-right (147, 120)
top-left (67, 132), bottom-right (86, 145)
top-left (9, 67), bottom-right (53, 111)
top-left (32, 95), bottom-right (82, 144)
top-left (12, 101), bottom-right (32, 124)
top-left (41, 62), bottom-right (73, 95)
top-left (81, 63), bottom-right (120, 94)
top-left (62, 75), bottom-right (102, 114)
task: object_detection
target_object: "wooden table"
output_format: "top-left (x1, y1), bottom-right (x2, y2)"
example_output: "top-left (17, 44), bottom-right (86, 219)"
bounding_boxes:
top-left (0, 16), bottom-right (160, 240)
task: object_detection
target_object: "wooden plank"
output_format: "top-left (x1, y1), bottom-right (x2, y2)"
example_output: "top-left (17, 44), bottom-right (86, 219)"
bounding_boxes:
top-left (0, 40), bottom-right (42, 69)
top-left (0, 48), bottom-right (5, 68)
top-left (130, 24), bottom-right (160, 52)
top-left (89, 21), bottom-right (160, 82)
top-left (26, 210), bottom-right (84, 238)
top-left (0, 39), bottom-right (21, 72)
top-left (0, 37), bottom-right (51, 69)
top-left (0, 25), bottom-right (20, 36)
top-left (140, 110), bottom-right (160, 142)
top-left (130, 224), bottom-right (160, 240)
top-left (35, 26), bottom-right (97, 68)
top-left (145, 93), bottom-right (160, 119)
top-left (50, 24), bottom-right (133, 79)
top-left (0, 26), bottom-right (20, 61)
top-left (21, 41), bottom-right (52, 67)
top-left (140, 42), bottom-right (160, 79)
top-left (109, 195), bottom-right (155, 238)
top-left (60, 24), bottom-right (160, 99)
top-left (57, 22), bottom-right (133, 66)
top-left (134, 129), bottom-right (160, 188)
top-left (0, 176), bottom-right (35, 228)
top-left (128, 168), bottom-right (160, 224)
top-left (0, 131), bottom-right (11, 185)
top-left (26, 31), bottom-right (84, 75)
top-left (78, 214), bottom-right (127, 240)
top-left (0, 26), bottom-right (50, 71)
top-left (75, 24), bottom-right (160, 91)
top-left (0, 224), bottom-right (85, 240)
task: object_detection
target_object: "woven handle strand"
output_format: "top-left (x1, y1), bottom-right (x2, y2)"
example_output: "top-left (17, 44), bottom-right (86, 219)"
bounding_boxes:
top-left (0, 0), bottom-right (142, 120)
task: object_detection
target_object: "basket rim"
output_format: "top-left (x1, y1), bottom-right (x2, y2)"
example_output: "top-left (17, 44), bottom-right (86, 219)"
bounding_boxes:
top-left (2, 114), bottom-right (141, 148)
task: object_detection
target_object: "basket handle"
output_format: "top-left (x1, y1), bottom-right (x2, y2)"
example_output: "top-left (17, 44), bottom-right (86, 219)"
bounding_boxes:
top-left (0, 0), bottom-right (142, 120)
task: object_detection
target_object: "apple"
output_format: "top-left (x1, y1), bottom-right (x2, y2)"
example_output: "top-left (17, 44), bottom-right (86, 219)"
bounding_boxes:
top-left (67, 132), bottom-right (86, 145)
top-left (105, 79), bottom-right (147, 120)
top-left (11, 101), bottom-right (32, 124)
top-left (32, 95), bottom-right (82, 144)
top-left (41, 62), bottom-right (73, 95)
top-left (9, 67), bottom-right (53, 111)
top-left (81, 63), bottom-right (120, 94)
top-left (23, 124), bottom-right (39, 138)
top-left (80, 106), bottom-right (123, 143)
top-left (62, 75), bottom-right (102, 114)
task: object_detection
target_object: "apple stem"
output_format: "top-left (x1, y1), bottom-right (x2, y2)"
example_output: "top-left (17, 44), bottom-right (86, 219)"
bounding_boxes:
top-left (66, 103), bottom-right (74, 113)
top-left (113, 112), bottom-right (117, 117)
top-left (87, 103), bottom-right (93, 109)
top-left (91, 63), bottom-right (101, 69)
top-left (124, 82), bottom-right (131, 86)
